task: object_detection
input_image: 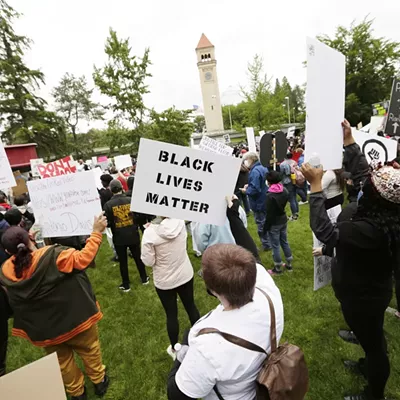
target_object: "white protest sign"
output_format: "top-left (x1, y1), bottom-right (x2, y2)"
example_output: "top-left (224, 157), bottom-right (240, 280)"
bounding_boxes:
top-left (0, 353), bottom-right (66, 400)
top-left (313, 205), bottom-right (341, 291)
top-left (27, 170), bottom-right (102, 237)
top-left (30, 158), bottom-right (44, 177)
top-left (131, 138), bottom-right (241, 226)
top-left (287, 126), bottom-right (296, 139)
top-left (305, 38), bottom-right (345, 170)
top-left (199, 135), bottom-right (233, 157)
top-left (259, 130), bottom-right (265, 138)
top-left (0, 140), bottom-right (16, 190)
top-left (352, 129), bottom-right (397, 164)
top-left (223, 134), bottom-right (231, 144)
top-left (92, 167), bottom-right (104, 190)
top-left (246, 127), bottom-right (257, 153)
top-left (114, 154), bottom-right (131, 171)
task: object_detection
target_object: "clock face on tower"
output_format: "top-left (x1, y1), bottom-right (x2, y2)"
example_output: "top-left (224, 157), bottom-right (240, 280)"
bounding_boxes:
top-left (205, 71), bottom-right (213, 81)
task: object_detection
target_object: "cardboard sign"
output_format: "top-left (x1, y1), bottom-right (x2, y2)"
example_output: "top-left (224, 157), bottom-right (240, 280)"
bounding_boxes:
top-left (313, 205), bottom-right (341, 291)
top-left (131, 138), bottom-right (242, 226)
top-left (353, 129), bottom-right (397, 164)
top-left (27, 170), bottom-right (102, 237)
top-left (30, 158), bottom-right (44, 177)
top-left (12, 171), bottom-right (28, 196)
top-left (37, 156), bottom-right (76, 179)
top-left (305, 38), bottom-right (345, 170)
top-left (0, 139), bottom-right (16, 190)
top-left (114, 154), bottom-right (131, 171)
top-left (199, 136), bottom-right (233, 157)
top-left (246, 127), bottom-right (257, 153)
top-left (385, 78), bottom-right (400, 136)
top-left (0, 353), bottom-right (66, 400)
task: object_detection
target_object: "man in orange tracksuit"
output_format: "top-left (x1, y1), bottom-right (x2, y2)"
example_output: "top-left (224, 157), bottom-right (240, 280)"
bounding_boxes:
top-left (0, 215), bottom-right (109, 400)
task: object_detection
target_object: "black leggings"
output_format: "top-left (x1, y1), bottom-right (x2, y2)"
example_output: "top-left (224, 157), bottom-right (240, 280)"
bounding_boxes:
top-left (156, 278), bottom-right (200, 347)
top-left (341, 305), bottom-right (389, 399)
top-left (394, 265), bottom-right (400, 311)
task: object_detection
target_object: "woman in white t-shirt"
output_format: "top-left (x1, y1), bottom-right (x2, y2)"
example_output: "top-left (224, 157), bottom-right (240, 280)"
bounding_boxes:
top-left (141, 218), bottom-right (200, 360)
top-left (322, 169), bottom-right (345, 210)
top-left (167, 244), bottom-right (284, 400)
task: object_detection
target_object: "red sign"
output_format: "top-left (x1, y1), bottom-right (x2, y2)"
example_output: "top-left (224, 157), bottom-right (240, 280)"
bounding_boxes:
top-left (37, 156), bottom-right (77, 179)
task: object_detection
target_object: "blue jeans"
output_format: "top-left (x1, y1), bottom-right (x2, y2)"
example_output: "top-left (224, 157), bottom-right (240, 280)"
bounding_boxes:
top-left (296, 182), bottom-right (307, 203)
top-left (268, 223), bottom-right (293, 267)
top-left (284, 183), bottom-right (299, 216)
top-left (253, 210), bottom-right (271, 249)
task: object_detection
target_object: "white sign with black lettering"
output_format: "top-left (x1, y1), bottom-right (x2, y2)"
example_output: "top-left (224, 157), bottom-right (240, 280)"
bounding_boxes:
top-left (199, 135), bottom-right (233, 156)
top-left (131, 138), bottom-right (242, 225)
top-left (313, 205), bottom-right (341, 291)
top-left (353, 129), bottom-right (397, 164)
top-left (27, 170), bottom-right (102, 237)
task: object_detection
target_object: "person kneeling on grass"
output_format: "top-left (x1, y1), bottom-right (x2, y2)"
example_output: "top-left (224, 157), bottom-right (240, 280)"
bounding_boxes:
top-left (264, 170), bottom-right (294, 275)
top-left (0, 215), bottom-right (109, 400)
top-left (141, 217), bottom-right (200, 360)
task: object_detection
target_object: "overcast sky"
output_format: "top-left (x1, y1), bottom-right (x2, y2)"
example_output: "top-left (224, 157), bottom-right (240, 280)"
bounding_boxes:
top-left (12, 0), bottom-right (400, 130)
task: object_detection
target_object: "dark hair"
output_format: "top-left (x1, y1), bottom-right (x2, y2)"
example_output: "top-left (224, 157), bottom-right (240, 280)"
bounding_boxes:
top-left (100, 174), bottom-right (113, 188)
top-left (4, 208), bottom-right (22, 226)
top-left (1, 227), bottom-right (32, 279)
top-left (286, 152), bottom-right (293, 159)
top-left (202, 244), bottom-right (257, 308)
top-left (266, 170), bottom-right (282, 185)
top-left (14, 195), bottom-right (26, 207)
top-left (333, 169), bottom-right (345, 191)
top-left (0, 193), bottom-right (8, 204)
top-left (127, 176), bottom-right (135, 191)
top-left (356, 177), bottom-right (400, 256)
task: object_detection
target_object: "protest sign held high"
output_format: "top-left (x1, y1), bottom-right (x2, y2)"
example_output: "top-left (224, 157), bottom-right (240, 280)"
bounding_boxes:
top-left (305, 38), bottom-right (345, 170)
top-left (30, 158), bottom-right (44, 177)
top-left (199, 135), bottom-right (233, 156)
top-left (385, 78), bottom-right (400, 136)
top-left (353, 129), bottom-right (397, 164)
top-left (246, 127), bottom-right (257, 153)
top-left (114, 155), bottom-right (131, 171)
top-left (0, 140), bottom-right (16, 190)
top-left (27, 170), bottom-right (102, 237)
top-left (131, 138), bottom-right (241, 226)
top-left (37, 156), bottom-right (76, 179)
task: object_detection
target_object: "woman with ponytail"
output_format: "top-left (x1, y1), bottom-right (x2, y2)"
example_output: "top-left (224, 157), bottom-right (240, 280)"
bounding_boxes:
top-left (0, 215), bottom-right (109, 400)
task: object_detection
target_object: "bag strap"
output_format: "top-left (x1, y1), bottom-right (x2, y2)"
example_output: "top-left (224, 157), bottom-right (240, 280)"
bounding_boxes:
top-left (256, 288), bottom-right (277, 353)
top-left (213, 386), bottom-right (225, 400)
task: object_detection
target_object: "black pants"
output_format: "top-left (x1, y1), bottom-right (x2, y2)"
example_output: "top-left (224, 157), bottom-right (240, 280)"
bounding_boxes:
top-left (341, 304), bottom-right (389, 399)
top-left (0, 288), bottom-right (11, 376)
top-left (394, 265), bottom-right (400, 311)
top-left (325, 193), bottom-right (344, 210)
top-left (156, 278), bottom-right (200, 347)
top-left (114, 244), bottom-right (148, 286)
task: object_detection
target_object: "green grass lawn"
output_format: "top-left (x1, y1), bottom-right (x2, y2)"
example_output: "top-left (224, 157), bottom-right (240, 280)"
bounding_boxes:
top-left (6, 205), bottom-right (400, 399)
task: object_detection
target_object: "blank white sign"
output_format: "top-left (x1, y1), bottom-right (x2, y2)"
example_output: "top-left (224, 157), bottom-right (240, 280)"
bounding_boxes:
top-left (246, 127), bottom-right (257, 153)
top-left (305, 38), bottom-right (346, 170)
top-left (131, 138), bottom-right (241, 226)
top-left (0, 353), bottom-right (66, 400)
top-left (0, 140), bottom-right (16, 190)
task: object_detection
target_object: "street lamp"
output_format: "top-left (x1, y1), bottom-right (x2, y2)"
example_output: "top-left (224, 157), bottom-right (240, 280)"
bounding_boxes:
top-left (285, 96), bottom-right (291, 124)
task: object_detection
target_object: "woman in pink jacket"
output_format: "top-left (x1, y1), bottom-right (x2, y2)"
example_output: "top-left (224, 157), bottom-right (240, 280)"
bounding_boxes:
top-left (141, 217), bottom-right (200, 360)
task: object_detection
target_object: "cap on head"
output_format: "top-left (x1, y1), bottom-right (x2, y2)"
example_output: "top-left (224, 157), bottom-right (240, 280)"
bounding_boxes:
top-left (371, 165), bottom-right (400, 204)
top-left (110, 179), bottom-right (123, 194)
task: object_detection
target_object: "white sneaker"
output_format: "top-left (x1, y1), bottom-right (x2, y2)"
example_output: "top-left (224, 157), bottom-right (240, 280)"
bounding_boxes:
top-left (166, 345), bottom-right (177, 361)
top-left (299, 201), bottom-right (308, 205)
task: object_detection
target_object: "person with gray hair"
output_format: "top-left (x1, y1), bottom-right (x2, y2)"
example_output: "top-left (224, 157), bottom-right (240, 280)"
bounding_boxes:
top-left (239, 152), bottom-right (271, 251)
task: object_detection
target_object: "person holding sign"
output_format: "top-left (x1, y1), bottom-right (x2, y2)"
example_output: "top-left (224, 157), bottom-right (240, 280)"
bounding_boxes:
top-left (0, 215), bottom-right (110, 400)
top-left (303, 121), bottom-right (400, 400)
top-left (103, 179), bottom-right (149, 292)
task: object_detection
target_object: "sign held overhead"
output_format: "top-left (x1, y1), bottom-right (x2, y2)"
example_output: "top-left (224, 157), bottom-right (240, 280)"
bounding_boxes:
top-left (131, 138), bottom-right (241, 226)
top-left (305, 38), bottom-right (346, 170)
top-left (199, 135), bottom-right (233, 156)
top-left (384, 77), bottom-right (400, 136)
top-left (0, 140), bottom-right (16, 190)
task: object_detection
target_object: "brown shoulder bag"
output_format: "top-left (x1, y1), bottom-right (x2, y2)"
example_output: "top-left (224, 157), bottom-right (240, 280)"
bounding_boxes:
top-left (197, 288), bottom-right (309, 400)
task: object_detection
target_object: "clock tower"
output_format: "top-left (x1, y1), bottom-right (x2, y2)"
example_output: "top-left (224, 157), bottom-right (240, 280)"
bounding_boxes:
top-left (196, 34), bottom-right (224, 132)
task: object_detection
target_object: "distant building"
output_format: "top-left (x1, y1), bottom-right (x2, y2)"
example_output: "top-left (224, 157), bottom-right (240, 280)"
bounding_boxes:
top-left (195, 34), bottom-right (224, 133)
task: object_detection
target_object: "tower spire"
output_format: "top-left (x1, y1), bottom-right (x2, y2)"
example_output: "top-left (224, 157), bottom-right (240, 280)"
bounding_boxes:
top-left (196, 33), bottom-right (214, 50)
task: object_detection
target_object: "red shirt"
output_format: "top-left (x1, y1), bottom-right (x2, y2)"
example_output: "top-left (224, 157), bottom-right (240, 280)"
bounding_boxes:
top-left (117, 176), bottom-right (128, 192)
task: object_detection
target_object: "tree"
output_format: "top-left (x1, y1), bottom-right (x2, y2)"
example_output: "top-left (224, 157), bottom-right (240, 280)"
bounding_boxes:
top-left (52, 73), bottom-right (104, 142)
top-left (193, 115), bottom-right (205, 133)
top-left (93, 28), bottom-right (151, 129)
top-left (318, 18), bottom-right (400, 125)
top-left (148, 107), bottom-right (193, 147)
top-left (0, 1), bottom-right (68, 156)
